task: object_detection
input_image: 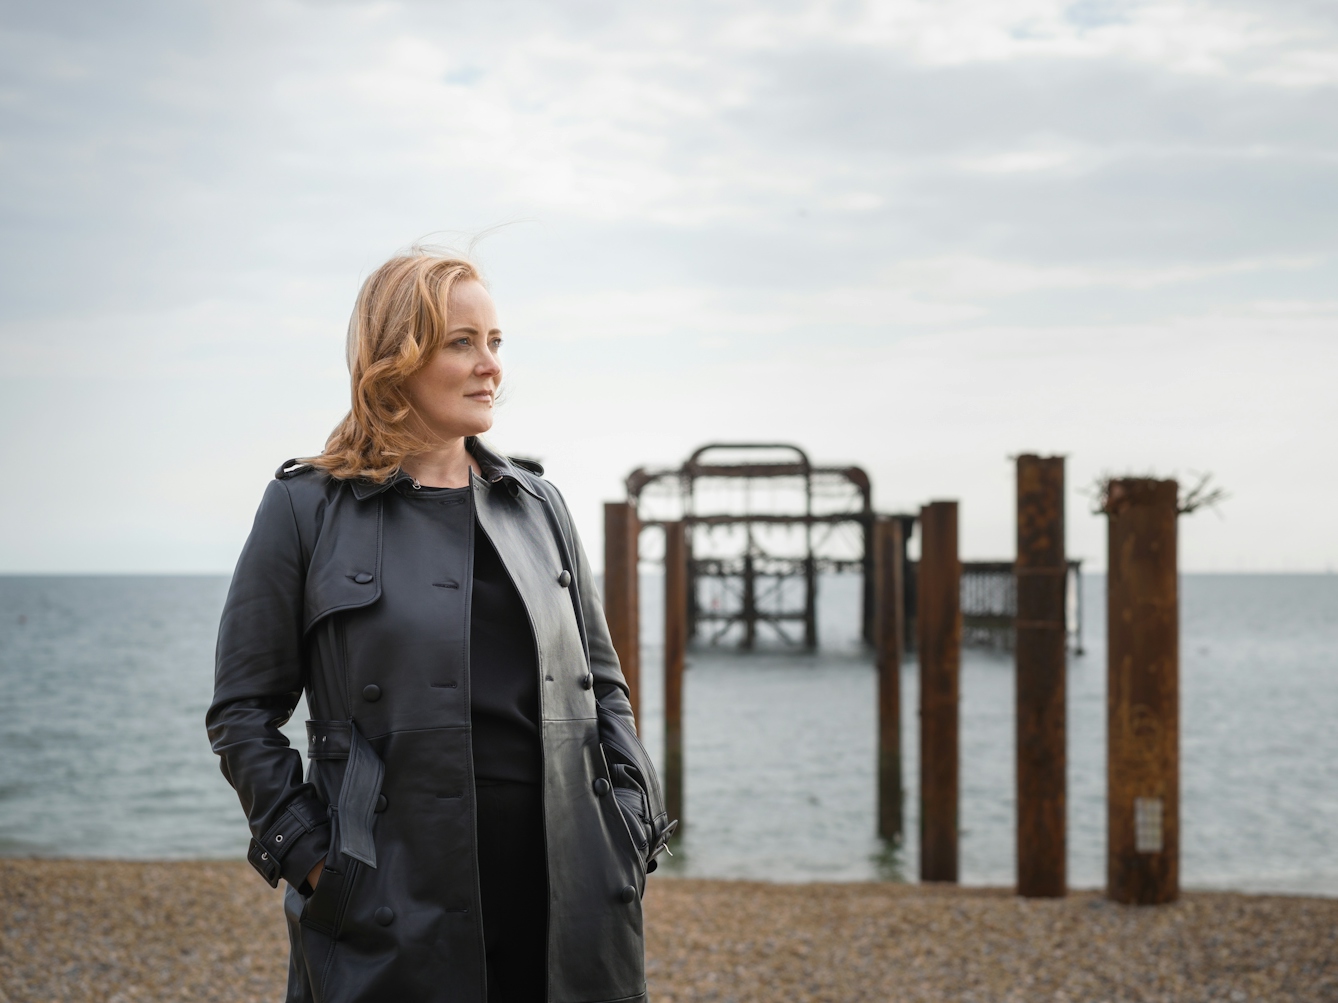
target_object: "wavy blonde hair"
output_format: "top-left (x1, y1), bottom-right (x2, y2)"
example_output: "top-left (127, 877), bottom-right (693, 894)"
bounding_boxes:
top-left (310, 250), bottom-right (483, 482)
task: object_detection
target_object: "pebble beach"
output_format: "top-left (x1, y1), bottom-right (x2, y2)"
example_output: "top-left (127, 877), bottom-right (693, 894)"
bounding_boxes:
top-left (1, 860), bottom-right (1334, 1002)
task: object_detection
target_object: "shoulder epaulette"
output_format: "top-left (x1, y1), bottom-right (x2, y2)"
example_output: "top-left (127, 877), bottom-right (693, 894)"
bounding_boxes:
top-left (275, 458), bottom-right (314, 480)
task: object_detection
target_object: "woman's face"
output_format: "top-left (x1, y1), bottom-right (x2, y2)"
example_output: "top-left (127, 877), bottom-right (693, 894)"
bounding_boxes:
top-left (404, 278), bottom-right (502, 441)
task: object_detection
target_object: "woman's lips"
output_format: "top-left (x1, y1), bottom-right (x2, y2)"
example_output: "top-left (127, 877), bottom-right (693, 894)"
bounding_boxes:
top-left (466, 392), bottom-right (493, 403)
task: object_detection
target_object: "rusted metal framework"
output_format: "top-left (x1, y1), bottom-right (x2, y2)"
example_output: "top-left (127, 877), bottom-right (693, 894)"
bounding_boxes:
top-left (628, 443), bottom-right (877, 649)
top-left (946, 561), bottom-right (1084, 652)
top-left (625, 442), bottom-right (1083, 654)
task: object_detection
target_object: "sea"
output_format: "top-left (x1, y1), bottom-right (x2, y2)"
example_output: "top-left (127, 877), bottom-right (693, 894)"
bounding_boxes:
top-left (0, 573), bottom-right (1334, 894)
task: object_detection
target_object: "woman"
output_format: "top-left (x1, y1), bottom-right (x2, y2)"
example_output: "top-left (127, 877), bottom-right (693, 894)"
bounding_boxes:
top-left (207, 250), bottom-right (674, 1003)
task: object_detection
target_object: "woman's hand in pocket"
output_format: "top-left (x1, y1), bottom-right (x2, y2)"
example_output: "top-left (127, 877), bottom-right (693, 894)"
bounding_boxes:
top-left (307, 859), bottom-right (325, 891)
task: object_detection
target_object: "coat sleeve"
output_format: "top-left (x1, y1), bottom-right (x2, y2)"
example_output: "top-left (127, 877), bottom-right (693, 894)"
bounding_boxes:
top-left (207, 478), bottom-right (330, 889)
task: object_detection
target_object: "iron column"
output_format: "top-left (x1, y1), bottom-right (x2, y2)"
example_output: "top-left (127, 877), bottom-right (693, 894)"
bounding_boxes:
top-left (875, 516), bottom-right (905, 842)
top-left (1015, 455), bottom-right (1067, 898)
top-left (604, 501), bottom-right (641, 729)
top-left (1104, 478), bottom-right (1179, 905)
top-left (918, 501), bottom-right (961, 882)
top-left (663, 520), bottom-right (687, 828)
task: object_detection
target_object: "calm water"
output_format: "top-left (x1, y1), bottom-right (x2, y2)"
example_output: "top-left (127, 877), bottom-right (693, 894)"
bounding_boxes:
top-left (0, 573), bottom-right (1335, 894)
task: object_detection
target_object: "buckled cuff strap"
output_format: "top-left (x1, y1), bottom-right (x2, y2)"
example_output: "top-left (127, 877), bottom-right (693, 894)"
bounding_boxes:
top-left (248, 797), bottom-right (328, 888)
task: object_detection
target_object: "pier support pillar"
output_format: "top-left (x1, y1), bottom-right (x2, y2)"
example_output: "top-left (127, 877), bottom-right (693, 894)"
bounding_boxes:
top-left (663, 520), bottom-right (687, 828)
top-left (1015, 455), bottom-right (1067, 898)
top-left (875, 516), bottom-right (906, 842)
top-left (1104, 479), bottom-right (1179, 905)
top-left (803, 554), bottom-right (818, 649)
top-left (918, 501), bottom-right (961, 883)
top-left (604, 502), bottom-right (641, 730)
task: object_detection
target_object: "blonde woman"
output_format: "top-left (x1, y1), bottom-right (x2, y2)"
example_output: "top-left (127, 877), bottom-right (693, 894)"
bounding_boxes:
top-left (208, 250), bottom-right (674, 1003)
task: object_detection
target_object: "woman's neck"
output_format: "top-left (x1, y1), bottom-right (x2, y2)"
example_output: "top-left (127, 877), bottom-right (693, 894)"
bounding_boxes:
top-left (400, 438), bottom-right (480, 488)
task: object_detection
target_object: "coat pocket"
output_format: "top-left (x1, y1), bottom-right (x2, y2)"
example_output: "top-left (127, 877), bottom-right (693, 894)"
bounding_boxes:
top-left (610, 763), bottom-right (652, 858)
top-left (300, 812), bottom-right (360, 938)
top-left (300, 860), bottom-right (357, 937)
top-left (298, 829), bottom-right (361, 1003)
top-left (598, 747), bottom-right (652, 879)
top-left (597, 703), bottom-right (676, 866)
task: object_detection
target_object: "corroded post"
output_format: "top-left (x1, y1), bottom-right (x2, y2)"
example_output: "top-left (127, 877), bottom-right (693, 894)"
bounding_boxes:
top-left (663, 520), bottom-right (687, 827)
top-left (1104, 478), bottom-right (1179, 905)
top-left (875, 516), bottom-right (905, 841)
top-left (1016, 455), bottom-right (1067, 898)
top-left (604, 502), bottom-right (641, 729)
top-left (918, 501), bottom-right (960, 882)
top-left (803, 554), bottom-right (818, 649)
top-left (741, 553), bottom-right (756, 650)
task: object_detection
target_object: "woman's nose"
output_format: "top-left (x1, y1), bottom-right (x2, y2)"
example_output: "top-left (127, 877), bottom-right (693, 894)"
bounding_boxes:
top-left (477, 348), bottom-right (501, 375)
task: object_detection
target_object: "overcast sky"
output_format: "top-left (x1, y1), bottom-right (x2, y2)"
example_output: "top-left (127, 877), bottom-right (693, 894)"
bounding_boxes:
top-left (1, 0), bottom-right (1335, 573)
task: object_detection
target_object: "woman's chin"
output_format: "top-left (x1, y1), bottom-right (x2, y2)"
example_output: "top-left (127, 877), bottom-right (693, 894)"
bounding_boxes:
top-left (463, 413), bottom-right (495, 437)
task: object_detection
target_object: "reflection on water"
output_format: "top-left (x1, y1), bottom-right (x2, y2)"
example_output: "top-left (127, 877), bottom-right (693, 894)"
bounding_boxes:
top-left (0, 573), bottom-right (1335, 895)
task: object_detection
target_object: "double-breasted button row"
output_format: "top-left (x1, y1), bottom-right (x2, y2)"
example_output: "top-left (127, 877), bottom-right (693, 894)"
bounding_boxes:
top-left (363, 684), bottom-right (381, 702)
top-left (374, 906), bottom-right (394, 926)
top-left (353, 572), bottom-right (374, 584)
top-left (557, 570), bottom-right (572, 588)
top-left (593, 777), bottom-right (610, 797)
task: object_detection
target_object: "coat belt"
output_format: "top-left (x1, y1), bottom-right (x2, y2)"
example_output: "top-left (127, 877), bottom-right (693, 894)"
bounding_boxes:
top-left (306, 719), bottom-right (384, 869)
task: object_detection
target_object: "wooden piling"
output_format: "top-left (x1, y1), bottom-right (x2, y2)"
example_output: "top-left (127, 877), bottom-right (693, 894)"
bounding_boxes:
top-left (1104, 478), bottom-right (1179, 905)
top-left (604, 502), bottom-right (642, 729)
top-left (663, 520), bottom-right (687, 827)
top-left (1015, 455), bottom-right (1067, 898)
top-left (875, 516), bottom-right (905, 842)
top-left (918, 501), bottom-right (961, 882)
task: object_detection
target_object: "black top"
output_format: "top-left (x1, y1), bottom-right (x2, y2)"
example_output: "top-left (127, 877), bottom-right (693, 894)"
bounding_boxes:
top-left (468, 515), bottom-right (542, 785)
top-left (397, 483), bottom-right (541, 785)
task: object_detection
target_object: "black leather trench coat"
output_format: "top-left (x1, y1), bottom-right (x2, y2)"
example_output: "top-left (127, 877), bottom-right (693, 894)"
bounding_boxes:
top-left (207, 440), bottom-right (671, 1003)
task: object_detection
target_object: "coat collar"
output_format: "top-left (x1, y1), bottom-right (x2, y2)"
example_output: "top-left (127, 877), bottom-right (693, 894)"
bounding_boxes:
top-left (348, 438), bottom-right (541, 501)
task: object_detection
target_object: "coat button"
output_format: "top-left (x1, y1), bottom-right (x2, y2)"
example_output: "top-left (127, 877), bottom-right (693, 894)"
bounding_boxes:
top-left (619, 885), bottom-right (637, 904)
top-left (374, 906), bottom-right (394, 926)
top-left (363, 684), bottom-right (381, 702)
top-left (593, 777), bottom-right (610, 796)
top-left (354, 572), bottom-right (374, 584)
top-left (557, 570), bottom-right (572, 588)
top-left (581, 673), bottom-right (594, 690)
top-left (375, 794), bottom-right (388, 813)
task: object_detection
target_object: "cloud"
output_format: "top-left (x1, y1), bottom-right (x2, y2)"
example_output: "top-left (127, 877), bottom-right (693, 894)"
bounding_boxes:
top-left (878, 254), bottom-right (1320, 297)
top-left (0, 0), bottom-right (1335, 570)
top-left (506, 284), bottom-right (980, 342)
